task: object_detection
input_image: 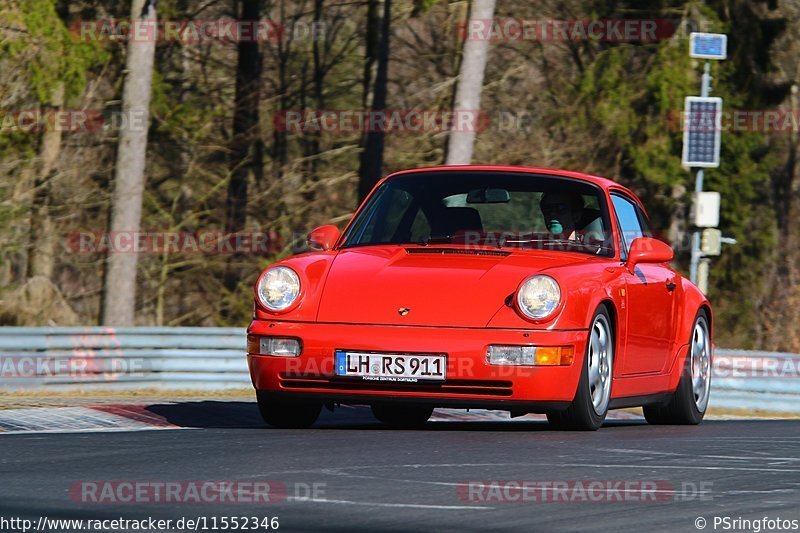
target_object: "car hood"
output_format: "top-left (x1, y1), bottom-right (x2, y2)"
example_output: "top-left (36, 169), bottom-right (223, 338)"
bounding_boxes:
top-left (316, 245), bottom-right (586, 327)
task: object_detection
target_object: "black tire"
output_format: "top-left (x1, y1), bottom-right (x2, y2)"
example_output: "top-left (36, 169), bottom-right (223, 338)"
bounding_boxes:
top-left (371, 404), bottom-right (433, 429)
top-left (256, 391), bottom-right (322, 428)
top-left (643, 310), bottom-right (710, 425)
top-left (547, 305), bottom-right (614, 431)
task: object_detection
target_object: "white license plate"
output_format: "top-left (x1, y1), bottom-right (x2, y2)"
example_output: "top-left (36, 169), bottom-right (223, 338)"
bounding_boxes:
top-left (334, 351), bottom-right (446, 382)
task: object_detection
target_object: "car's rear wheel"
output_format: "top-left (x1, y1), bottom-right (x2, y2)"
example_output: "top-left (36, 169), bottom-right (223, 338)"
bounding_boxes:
top-left (643, 310), bottom-right (711, 425)
top-left (257, 392), bottom-right (322, 428)
top-left (371, 404), bottom-right (433, 429)
top-left (547, 305), bottom-right (614, 431)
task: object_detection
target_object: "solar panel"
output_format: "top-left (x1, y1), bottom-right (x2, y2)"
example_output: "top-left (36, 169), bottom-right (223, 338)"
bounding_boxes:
top-left (682, 97), bottom-right (722, 168)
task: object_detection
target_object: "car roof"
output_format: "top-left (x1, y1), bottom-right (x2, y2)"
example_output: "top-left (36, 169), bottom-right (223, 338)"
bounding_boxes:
top-left (384, 165), bottom-right (641, 206)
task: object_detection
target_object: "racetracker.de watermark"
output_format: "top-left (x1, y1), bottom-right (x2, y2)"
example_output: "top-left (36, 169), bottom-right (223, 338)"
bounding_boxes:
top-left (1, 331), bottom-right (145, 380)
top-left (0, 356), bottom-right (144, 380)
top-left (71, 19), bottom-right (328, 43)
top-left (0, 109), bottom-right (148, 134)
top-left (457, 480), bottom-right (713, 503)
top-left (274, 109), bottom-right (490, 134)
top-left (70, 481), bottom-right (326, 504)
top-left (671, 109), bottom-right (800, 134)
top-left (458, 18), bottom-right (679, 42)
top-left (713, 354), bottom-right (800, 379)
top-left (67, 231), bottom-right (282, 255)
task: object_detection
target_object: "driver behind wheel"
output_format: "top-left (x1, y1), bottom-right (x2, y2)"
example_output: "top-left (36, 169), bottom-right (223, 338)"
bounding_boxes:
top-left (539, 192), bottom-right (585, 240)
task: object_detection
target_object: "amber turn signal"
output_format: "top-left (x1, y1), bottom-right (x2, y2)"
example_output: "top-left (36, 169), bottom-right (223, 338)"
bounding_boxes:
top-left (486, 345), bottom-right (574, 366)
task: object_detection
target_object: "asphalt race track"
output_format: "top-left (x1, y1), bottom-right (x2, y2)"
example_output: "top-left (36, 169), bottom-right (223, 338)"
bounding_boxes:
top-left (1, 403), bottom-right (799, 532)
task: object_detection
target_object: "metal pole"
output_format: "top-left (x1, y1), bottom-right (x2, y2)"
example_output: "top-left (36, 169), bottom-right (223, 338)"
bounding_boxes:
top-left (689, 62), bottom-right (711, 287)
top-left (700, 62), bottom-right (711, 97)
top-left (697, 258), bottom-right (710, 294)
top-left (689, 169), bottom-right (703, 284)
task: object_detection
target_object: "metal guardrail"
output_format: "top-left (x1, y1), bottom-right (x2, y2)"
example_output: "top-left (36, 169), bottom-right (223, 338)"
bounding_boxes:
top-left (0, 328), bottom-right (798, 413)
top-left (0, 327), bottom-right (249, 390)
top-left (712, 348), bottom-right (800, 413)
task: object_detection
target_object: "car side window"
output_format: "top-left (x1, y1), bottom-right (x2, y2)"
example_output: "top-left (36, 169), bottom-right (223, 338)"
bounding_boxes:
top-left (611, 194), bottom-right (645, 255)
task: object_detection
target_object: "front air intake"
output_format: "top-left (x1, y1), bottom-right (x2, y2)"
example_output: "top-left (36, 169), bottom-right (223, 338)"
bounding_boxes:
top-left (405, 248), bottom-right (510, 257)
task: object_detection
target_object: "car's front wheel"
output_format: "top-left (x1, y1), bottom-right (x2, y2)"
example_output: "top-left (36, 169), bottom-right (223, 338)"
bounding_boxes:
top-left (643, 310), bottom-right (711, 425)
top-left (371, 404), bottom-right (433, 429)
top-left (547, 305), bottom-right (614, 431)
top-left (257, 392), bottom-right (322, 428)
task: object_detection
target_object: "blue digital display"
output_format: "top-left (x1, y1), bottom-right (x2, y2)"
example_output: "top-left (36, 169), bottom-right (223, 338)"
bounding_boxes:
top-left (695, 36), bottom-right (723, 56)
top-left (690, 33), bottom-right (727, 59)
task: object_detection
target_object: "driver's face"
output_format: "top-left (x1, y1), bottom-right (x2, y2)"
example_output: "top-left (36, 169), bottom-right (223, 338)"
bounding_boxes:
top-left (540, 194), bottom-right (578, 236)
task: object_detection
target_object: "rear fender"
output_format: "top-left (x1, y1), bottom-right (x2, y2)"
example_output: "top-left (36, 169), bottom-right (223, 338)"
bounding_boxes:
top-left (664, 279), bottom-right (712, 389)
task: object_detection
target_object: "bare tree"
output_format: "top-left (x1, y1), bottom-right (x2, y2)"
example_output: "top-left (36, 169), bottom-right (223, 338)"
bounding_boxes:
top-left (224, 0), bottom-right (264, 292)
top-left (27, 82), bottom-right (64, 279)
top-left (445, 0), bottom-right (495, 165)
top-left (300, 0), bottom-right (326, 202)
top-left (101, 0), bottom-right (158, 326)
top-left (357, 0), bottom-right (392, 201)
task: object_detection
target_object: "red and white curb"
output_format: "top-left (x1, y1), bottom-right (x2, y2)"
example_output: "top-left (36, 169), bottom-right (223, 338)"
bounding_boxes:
top-left (0, 405), bottom-right (178, 434)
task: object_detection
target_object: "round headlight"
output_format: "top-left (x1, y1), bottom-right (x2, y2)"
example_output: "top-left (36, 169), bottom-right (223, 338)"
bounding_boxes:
top-left (516, 275), bottom-right (561, 320)
top-left (257, 266), bottom-right (301, 312)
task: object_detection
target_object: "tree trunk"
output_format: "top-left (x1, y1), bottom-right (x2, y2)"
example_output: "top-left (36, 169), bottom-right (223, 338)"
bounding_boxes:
top-left (301, 0), bottom-right (325, 203)
top-left (357, 0), bottom-right (391, 202)
top-left (226, 0), bottom-right (263, 235)
top-left (224, 0), bottom-right (264, 292)
top-left (101, 0), bottom-right (157, 326)
top-left (361, 0), bottom-right (381, 110)
top-left (445, 0), bottom-right (495, 165)
top-left (27, 82), bottom-right (64, 280)
top-left (271, 0), bottom-right (290, 184)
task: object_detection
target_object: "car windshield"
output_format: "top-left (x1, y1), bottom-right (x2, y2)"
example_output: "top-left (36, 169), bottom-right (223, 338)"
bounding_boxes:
top-left (342, 171), bottom-right (614, 256)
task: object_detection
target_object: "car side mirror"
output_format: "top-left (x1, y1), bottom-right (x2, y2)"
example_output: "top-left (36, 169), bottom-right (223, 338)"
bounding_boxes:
top-left (626, 237), bottom-right (673, 270)
top-left (307, 225), bottom-right (340, 251)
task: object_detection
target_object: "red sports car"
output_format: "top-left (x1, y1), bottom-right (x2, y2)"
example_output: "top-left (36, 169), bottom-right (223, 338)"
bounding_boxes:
top-left (247, 166), bottom-right (712, 430)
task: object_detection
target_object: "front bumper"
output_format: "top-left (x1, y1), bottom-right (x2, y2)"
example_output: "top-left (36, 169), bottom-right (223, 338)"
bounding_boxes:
top-left (247, 320), bottom-right (588, 410)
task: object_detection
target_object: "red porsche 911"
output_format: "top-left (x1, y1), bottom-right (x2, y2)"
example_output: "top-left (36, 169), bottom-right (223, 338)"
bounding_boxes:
top-left (247, 166), bottom-right (712, 430)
